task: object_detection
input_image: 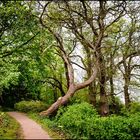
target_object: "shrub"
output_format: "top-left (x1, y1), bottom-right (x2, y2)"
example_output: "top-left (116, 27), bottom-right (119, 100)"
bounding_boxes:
top-left (55, 102), bottom-right (140, 139)
top-left (55, 102), bottom-right (99, 139)
top-left (120, 102), bottom-right (140, 116)
top-left (127, 113), bottom-right (140, 138)
top-left (129, 102), bottom-right (140, 114)
top-left (89, 116), bottom-right (133, 140)
top-left (14, 100), bottom-right (48, 113)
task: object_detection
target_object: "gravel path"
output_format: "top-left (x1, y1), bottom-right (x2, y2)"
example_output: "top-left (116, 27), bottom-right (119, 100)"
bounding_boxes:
top-left (8, 112), bottom-right (51, 139)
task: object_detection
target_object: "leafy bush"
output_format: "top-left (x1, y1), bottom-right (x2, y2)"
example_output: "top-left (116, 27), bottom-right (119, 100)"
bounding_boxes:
top-left (89, 116), bottom-right (133, 140)
top-left (55, 102), bottom-right (140, 139)
top-left (128, 113), bottom-right (140, 138)
top-left (120, 102), bottom-right (140, 116)
top-left (55, 102), bottom-right (99, 139)
top-left (14, 100), bottom-right (48, 113)
top-left (69, 89), bottom-right (89, 104)
top-left (129, 102), bottom-right (140, 114)
top-left (0, 112), bottom-right (20, 139)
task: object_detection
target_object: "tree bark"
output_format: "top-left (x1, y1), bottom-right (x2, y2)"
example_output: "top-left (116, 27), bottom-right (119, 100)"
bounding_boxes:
top-left (123, 58), bottom-right (131, 108)
top-left (124, 84), bottom-right (130, 108)
top-left (96, 45), bottom-right (109, 116)
top-left (85, 47), bottom-right (97, 107)
top-left (109, 54), bottom-right (116, 105)
top-left (110, 76), bottom-right (115, 103)
top-left (89, 82), bottom-right (96, 106)
top-left (64, 61), bottom-right (70, 89)
top-left (124, 75), bottom-right (131, 108)
top-left (99, 69), bottom-right (109, 116)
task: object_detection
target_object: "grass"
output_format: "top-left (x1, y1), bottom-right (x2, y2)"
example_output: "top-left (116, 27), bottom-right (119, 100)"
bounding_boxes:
top-left (0, 112), bottom-right (23, 139)
top-left (28, 113), bottom-right (67, 139)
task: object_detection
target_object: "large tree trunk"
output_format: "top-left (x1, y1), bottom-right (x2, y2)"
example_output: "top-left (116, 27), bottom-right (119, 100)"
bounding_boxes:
top-left (99, 71), bottom-right (109, 116)
top-left (124, 77), bottom-right (131, 108)
top-left (97, 48), bottom-right (109, 116)
top-left (95, 1), bottom-right (109, 116)
top-left (110, 76), bottom-right (115, 103)
top-left (85, 47), bottom-right (97, 107)
top-left (89, 82), bottom-right (96, 106)
top-left (39, 5), bottom-right (99, 116)
top-left (123, 59), bottom-right (131, 108)
top-left (109, 54), bottom-right (116, 106)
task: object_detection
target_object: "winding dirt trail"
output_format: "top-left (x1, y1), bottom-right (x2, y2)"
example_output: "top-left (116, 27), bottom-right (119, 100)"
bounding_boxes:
top-left (8, 112), bottom-right (51, 139)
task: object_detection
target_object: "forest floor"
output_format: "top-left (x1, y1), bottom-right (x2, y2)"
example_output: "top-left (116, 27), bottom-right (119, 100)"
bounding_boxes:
top-left (7, 112), bottom-right (51, 139)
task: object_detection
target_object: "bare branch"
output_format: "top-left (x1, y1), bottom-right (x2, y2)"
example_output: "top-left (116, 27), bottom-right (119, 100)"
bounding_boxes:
top-left (71, 61), bottom-right (86, 70)
top-left (76, 66), bottom-right (98, 90)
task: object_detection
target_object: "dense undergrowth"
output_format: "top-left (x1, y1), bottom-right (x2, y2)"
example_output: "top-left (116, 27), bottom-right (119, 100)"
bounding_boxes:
top-left (0, 111), bottom-right (21, 139)
top-left (14, 100), bottom-right (48, 113)
top-left (26, 102), bottom-right (140, 139)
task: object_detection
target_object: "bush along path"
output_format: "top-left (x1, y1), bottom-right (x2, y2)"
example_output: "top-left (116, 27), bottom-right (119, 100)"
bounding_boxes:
top-left (7, 112), bottom-right (51, 139)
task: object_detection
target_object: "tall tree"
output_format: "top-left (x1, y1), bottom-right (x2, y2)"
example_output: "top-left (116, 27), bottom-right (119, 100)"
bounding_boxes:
top-left (35, 1), bottom-right (126, 116)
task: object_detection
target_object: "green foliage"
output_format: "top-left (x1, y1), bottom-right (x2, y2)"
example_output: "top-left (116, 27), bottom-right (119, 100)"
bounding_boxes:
top-left (0, 60), bottom-right (20, 88)
top-left (0, 112), bottom-right (20, 139)
top-left (54, 103), bottom-right (140, 139)
top-left (69, 89), bottom-right (89, 104)
top-left (55, 102), bottom-right (99, 139)
top-left (88, 116), bottom-right (133, 140)
top-left (121, 102), bottom-right (140, 116)
top-left (0, 1), bottom-right (41, 106)
top-left (27, 103), bottom-right (140, 139)
top-left (128, 113), bottom-right (140, 138)
top-left (129, 102), bottom-right (140, 114)
top-left (14, 100), bottom-right (48, 113)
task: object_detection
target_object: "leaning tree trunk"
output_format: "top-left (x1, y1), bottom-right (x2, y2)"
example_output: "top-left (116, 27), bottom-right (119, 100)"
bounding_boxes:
top-left (39, 10), bottom-right (98, 116)
top-left (40, 85), bottom-right (76, 116)
top-left (40, 67), bottom-right (98, 116)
